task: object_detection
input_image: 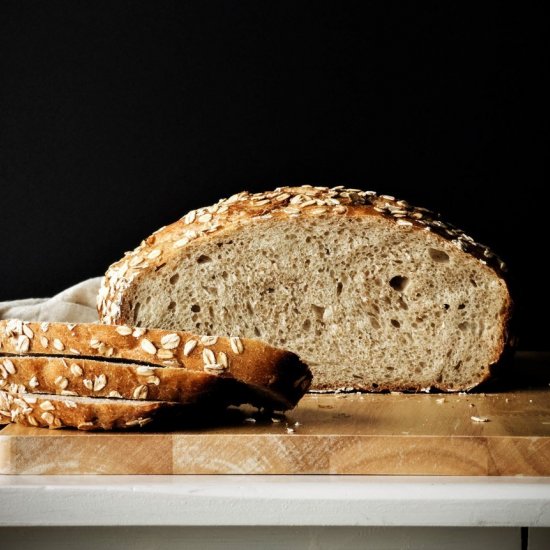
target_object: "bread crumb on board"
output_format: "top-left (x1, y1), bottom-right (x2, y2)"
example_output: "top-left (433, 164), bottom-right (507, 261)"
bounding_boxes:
top-left (471, 416), bottom-right (490, 423)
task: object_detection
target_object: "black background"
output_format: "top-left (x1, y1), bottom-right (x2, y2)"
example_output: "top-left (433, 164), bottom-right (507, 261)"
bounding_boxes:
top-left (0, 3), bottom-right (545, 348)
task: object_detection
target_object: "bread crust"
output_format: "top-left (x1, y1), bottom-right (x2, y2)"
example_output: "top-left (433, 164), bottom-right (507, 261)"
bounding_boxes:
top-left (0, 320), bottom-right (311, 408)
top-left (0, 355), bottom-right (256, 405)
top-left (97, 186), bottom-right (513, 392)
top-left (0, 390), bottom-right (180, 430)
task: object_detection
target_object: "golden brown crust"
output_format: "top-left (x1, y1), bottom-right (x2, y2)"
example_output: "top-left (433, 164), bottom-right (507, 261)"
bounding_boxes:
top-left (0, 320), bottom-right (312, 408)
top-left (0, 390), bottom-right (180, 431)
top-left (0, 356), bottom-right (237, 404)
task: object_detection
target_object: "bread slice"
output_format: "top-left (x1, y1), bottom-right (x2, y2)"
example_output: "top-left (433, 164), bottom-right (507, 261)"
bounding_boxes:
top-left (0, 356), bottom-right (262, 407)
top-left (98, 186), bottom-right (512, 392)
top-left (0, 390), bottom-right (180, 430)
top-left (0, 320), bottom-right (311, 409)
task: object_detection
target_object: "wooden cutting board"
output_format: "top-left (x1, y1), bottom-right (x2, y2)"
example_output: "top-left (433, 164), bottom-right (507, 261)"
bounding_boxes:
top-left (1, 354), bottom-right (550, 475)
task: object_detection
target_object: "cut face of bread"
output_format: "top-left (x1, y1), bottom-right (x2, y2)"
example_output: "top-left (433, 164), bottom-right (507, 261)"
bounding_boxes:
top-left (99, 187), bottom-right (512, 392)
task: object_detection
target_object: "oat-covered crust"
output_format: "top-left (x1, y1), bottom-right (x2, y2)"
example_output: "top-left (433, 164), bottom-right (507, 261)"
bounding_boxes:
top-left (0, 356), bottom-right (249, 404)
top-left (0, 390), bottom-right (179, 430)
top-left (0, 320), bottom-right (311, 409)
top-left (98, 185), bottom-right (508, 326)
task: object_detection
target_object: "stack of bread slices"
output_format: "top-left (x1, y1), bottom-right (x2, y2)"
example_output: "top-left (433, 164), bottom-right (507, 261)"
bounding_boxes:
top-left (0, 319), bottom-right (311, 430)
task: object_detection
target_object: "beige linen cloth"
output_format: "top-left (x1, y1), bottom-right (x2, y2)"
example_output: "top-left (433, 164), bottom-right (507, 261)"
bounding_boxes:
top-left (0, 278), bottom-right (102, 323)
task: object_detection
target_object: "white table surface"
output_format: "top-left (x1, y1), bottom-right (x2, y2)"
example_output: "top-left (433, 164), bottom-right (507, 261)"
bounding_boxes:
top-left (1, 475), bottom-right (549, 527)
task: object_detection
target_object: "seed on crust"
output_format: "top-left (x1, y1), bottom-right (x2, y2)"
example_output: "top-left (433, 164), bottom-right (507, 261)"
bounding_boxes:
top-left (116, 325), bottom-right (133, 336)
top-left (200, 335), bottom-right (218, 346)
top-left (161, 333), bottom-right (181, 349)
top-left (218, 351), bottom-right (229, 368)
top-left (184, 210), bottom-right (196, 224)
top-left (136, 366), bottom-right (155, 375)
top-left (63, 399), bottom-right (77, 408)
top-left (53, 338), bottom-right (65, 351)
top-left (147, 249), bottom-right (161, 260)
top-left (27, 415), bottom-right (39, 426)
top-left (93, 374), bottom-right (107, 391)
top-left (39, 400), bottom-right (55, 411)
top-left (132, 327), bottom-right (146, 338)
top-left (140, 338), bottom-right (157, 355)
top-left (70, 363), bottom-right (83, 377)
top-left (69, 348), bottom-right (80, 355)
top-left (204, 364), bottom-right (224, 374)
top-left (3, 359), bottom-right (16, 375)
top-left (183, 339), bottom-right (197, 356)
top-left (230, 336), bottom-right (244, 354)
top-left (83, 379), bottom-right (93, 390)
top-left (109, 390), bottom-right (122, 398)
top-left (90, 338), bottom-right (100, 349)
top-left (16, 335), bottom-right (30, 353)
top-left (29, 376), bottom-right (39, 388)
top-left (40, 336), bottom-right (49, 348)
top-left (147, 375), bottom-right (160, 385)
top-left (202, 348), bottom-right (216, 365)
top-left (157, 349), bottom-right (174, 359)
top-left (174, 237), bottom-right (189, 248)
top-left (22, 324), bottom-right (34, 339)
top-left (55, 376), bottom-right (69, 390)
top-left (41, 412), bottom-right (55, 424)
top-left (40, 322), bottom-right (50, 333)
top-left (133, 385), bottom-right (148, 399)
top-left (198, 212), bottom-right (212, 223)
top-left (61, 390), bottom-right (78, 396)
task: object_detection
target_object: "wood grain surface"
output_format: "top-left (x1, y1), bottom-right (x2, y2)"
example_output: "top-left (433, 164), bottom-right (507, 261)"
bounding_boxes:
top-left (2, 355), bottom-right (550, 475)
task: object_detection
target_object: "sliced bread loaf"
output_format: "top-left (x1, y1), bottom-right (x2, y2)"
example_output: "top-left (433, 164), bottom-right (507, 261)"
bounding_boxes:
top-left (0, 320), bottom-right (311, 409)
top-left (0, 356), bottom-right (258, 406)
top-left (0, 390), bottom-right (180, 430)
top-left (97, 186), bottom-right (512, 392)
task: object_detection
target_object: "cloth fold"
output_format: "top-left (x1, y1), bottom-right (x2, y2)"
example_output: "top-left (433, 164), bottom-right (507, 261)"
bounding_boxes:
top-left (0, 278), bottom-right (102, 323)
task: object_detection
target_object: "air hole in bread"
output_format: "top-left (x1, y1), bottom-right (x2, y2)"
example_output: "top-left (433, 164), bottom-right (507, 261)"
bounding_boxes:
top-left (458, 303), bottom-right (466, 310)
top-left (311, 304), bottom-right (325, 321)
top-left (197, 255), bottom-right (212, 264)
top-left (391, 319), bottom-right (400, 328)
top-left (336, 282), bottom-right (343, 296)
top-left (458, 321), bottom-right (469, 331)
top-left (428, 248), bottom-right (450, 263)
top-left (254, 326), bottom-right (261, 337)
top-left (470, 278), bottom-right (478, 287)
top-left (167, 301), bottom-right (176, 311)
top-left (370, 317), bottom-right (381, 329)
top-left (133, 302), bottom-right (141, 323)
top-left (169, 273), bottom-right (180, 285)
top-left (389, 275), bottom-right (409, 292)
top-left (398, 297), bottom-right (408, 310)
top-left (191, 304), bottom-right (200, 312)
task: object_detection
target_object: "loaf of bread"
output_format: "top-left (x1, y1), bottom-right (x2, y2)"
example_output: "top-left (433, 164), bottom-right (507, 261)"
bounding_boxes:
top-left (98, 186), bottom-right (512, 392)
top-left (0, 320), bottom-right (311, 410)
top-left (0, 390), bottom-right (181, 430)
